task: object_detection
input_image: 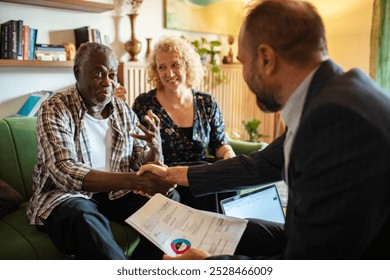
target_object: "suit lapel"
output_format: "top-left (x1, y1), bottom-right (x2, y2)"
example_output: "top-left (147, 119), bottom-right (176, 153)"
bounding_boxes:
top-left (301, 60), bottom-right (344, 116)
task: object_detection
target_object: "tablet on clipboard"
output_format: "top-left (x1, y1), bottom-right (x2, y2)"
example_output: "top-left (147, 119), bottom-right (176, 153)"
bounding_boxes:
top-left (10, 91), bottom-right (52, 117)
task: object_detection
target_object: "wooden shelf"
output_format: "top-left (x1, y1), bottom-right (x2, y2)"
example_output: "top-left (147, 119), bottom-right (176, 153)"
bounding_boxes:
top-left (0, 59), bottom-right (74, 67)
top-left (0, 0), bottom-right (114, 13)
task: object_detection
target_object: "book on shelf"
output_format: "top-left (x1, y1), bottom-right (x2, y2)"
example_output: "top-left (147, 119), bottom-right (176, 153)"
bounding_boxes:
top-left (16, 19), bottom-right (23, 60)
top-left (74, 26), bottom-right (92, 49)
top-left (91, 28), bottom-right (101, 44)
top-left (0, 23), bottom-right (9, 59)
top-left (22, 25), bottom-right (30, 60)
top-left (29, 28), bottom-right (37, 60)
top-left (103, 34), bottom-right (110, 46)
top-left (8, 20), bottom-right (18, 59)
top-left (74, 26), bottom-right (107, 49)
top-left (0, 20), bottom-right (18, 59)
top-left (35, 43), bottom-right (65, 50)
top-left (35, 43), bottom-right (66, 61)
top-left (0, 19), bottom-right (37, 60)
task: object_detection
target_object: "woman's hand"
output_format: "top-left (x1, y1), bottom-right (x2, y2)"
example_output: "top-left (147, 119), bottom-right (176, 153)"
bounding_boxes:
top-left (131, 110), bottom-right (162, 152)
top-left (216, 145), bottom-right (236, 159)
top-left (114, 84), bottom-right (126, 101)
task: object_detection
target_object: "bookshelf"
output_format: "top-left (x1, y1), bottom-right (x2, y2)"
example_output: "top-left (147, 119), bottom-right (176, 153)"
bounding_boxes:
top-left (0, 59), bottom-right (73, 67)
top-left (0, 0), bottom-right (114, 67)
top-left (0, 0), bottom-right (114, 13)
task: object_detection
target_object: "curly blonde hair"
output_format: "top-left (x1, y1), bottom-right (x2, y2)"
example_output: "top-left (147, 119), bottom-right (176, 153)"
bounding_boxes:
top-left (146, 36), bottom-right (206, 90)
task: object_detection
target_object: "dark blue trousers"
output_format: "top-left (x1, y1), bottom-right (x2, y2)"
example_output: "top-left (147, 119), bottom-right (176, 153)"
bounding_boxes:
top-left (207, 219), bottom-right (286, 260)
top-left (234, 219), bottom-right (286, 258)
top-left (43, 191), bottom-right (180, 260)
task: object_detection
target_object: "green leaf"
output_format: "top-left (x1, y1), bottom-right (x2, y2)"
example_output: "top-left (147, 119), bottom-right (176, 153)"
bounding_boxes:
top-left (210, 65), bottom-right (220, 73)
top-left (210, 41), bottom-right (222, 47)
top-left (242, 119), bottom-right (267, 141)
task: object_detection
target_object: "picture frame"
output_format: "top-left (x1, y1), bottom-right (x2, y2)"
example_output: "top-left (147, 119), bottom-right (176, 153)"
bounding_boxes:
top-left (164, 0), bottom-right (245, 36)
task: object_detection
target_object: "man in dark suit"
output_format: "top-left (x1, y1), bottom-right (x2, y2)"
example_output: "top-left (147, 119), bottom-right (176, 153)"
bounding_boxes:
top-left (137, 0), bottom-right (390, 259)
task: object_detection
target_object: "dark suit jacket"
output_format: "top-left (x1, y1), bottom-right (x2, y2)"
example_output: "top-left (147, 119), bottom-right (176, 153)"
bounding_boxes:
top-left (188, 60), bottom-right (390, 259)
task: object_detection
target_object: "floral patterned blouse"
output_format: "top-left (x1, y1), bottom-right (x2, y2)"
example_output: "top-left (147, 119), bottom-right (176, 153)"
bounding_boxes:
top-left (132, 89), bottom-right (228, 166)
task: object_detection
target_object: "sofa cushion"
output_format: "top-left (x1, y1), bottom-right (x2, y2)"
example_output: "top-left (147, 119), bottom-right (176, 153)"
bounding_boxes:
top-left (0, 118), bottom-right (26, 201)
top-left (0, 202), bottom-right (65, 259)
top-left (0, 179), bottom-right (24, 218)
top-left (4, 117), bottom-right (38, 200)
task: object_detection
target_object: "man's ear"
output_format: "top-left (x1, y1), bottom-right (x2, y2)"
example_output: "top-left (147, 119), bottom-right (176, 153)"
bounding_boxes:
top-left (257, 44), bottom-right (276, 76)
top-left (73, 65), bottom-right (79, 81)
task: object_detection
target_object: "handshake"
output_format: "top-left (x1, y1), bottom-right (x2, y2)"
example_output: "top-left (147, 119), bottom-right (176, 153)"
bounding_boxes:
top-left (133, 162), bottom-right (188, 198)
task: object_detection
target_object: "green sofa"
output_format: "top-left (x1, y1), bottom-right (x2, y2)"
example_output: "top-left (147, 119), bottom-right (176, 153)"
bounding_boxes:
top-left (0, 117), bottom-right (139, 259)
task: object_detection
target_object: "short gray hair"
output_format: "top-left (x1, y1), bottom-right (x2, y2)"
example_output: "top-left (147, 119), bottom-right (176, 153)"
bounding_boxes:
top-left (74, 42), bottom-right (117, 69)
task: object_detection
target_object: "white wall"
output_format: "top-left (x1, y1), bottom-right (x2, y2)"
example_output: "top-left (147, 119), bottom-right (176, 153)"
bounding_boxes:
top-left (0, 0), bottom-right (374, 117)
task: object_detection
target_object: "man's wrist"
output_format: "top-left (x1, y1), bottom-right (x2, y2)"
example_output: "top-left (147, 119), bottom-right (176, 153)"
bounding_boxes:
top-left (167, 166), bottom-right (189, 186)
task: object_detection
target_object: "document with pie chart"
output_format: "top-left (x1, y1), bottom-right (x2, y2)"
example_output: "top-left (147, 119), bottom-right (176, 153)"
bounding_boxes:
top-left (125, 193), bottom-right (248, 257)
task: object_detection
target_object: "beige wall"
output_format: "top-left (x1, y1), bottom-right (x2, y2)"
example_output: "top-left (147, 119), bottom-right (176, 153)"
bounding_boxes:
top-left (309, 0), bottom-right (374, 74)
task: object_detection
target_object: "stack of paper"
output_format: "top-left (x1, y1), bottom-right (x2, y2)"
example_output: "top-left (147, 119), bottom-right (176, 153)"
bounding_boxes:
top-left (125, 194), bottom-right (248, 257)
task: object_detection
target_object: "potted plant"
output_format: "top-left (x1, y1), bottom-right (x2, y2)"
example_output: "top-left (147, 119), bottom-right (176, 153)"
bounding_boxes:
top-left (243, 119), bottom-right (268, 142)
top-left (185, 36), bottom-right (228, 87)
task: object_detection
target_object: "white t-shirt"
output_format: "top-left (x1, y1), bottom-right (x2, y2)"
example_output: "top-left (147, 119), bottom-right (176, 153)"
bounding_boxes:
top-left (84, 113), bottom-right (112, 171)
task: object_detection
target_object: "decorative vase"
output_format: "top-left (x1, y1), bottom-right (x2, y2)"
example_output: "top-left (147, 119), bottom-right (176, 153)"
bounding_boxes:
top-left (227, 35), bottom-right (234, 64)
top-left (125, 13), bottom-right (142, 61)
top-left (145, 37), bottom-right (152, 58)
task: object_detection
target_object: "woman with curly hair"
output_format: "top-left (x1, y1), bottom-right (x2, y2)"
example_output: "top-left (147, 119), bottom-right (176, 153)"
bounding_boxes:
top-left (132, 35), bottom-right (236, 213)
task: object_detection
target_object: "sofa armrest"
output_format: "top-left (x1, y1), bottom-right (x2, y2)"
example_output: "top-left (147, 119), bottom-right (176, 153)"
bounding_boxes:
top-left (228, 138), bottom-right (268, 155)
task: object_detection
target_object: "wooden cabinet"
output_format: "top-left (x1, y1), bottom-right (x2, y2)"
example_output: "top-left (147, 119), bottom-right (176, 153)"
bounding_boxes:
top-left (121, 62), bottom-right (278, 141)
top-left (0, 0), bottom-right (114, 13)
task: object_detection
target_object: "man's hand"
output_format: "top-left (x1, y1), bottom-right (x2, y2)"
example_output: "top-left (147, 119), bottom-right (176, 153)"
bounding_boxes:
top-left (131, 110), bottom-right (161, 152)
top-left (138, 163), bottom-right (190, 187)
top-left (134, 171), bottom-right (175, 196)
top-left (163, 248), bottom-right (210, 260)
top-left (137, 163), bottom-right (169, 178)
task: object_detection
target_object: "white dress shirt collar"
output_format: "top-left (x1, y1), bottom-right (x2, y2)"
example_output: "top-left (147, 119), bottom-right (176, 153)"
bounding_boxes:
top-left (281, 66), bottom-right (319, 184)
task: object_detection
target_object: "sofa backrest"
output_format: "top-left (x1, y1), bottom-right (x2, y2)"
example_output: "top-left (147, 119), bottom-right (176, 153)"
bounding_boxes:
top-left (0, 117), bottom-right (37, 201)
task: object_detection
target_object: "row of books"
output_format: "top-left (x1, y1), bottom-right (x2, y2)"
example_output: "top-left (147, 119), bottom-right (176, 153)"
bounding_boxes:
top-left (0, 19), bottom-right (37, 60)
top-left (0, 20), bottom-right (110, 60)
top-left (0, 19), bottom-right (67, 61)
top-left (35, 44), bottom-right (67, 62)
top-left (74, 26), bottom-right (109, 49)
